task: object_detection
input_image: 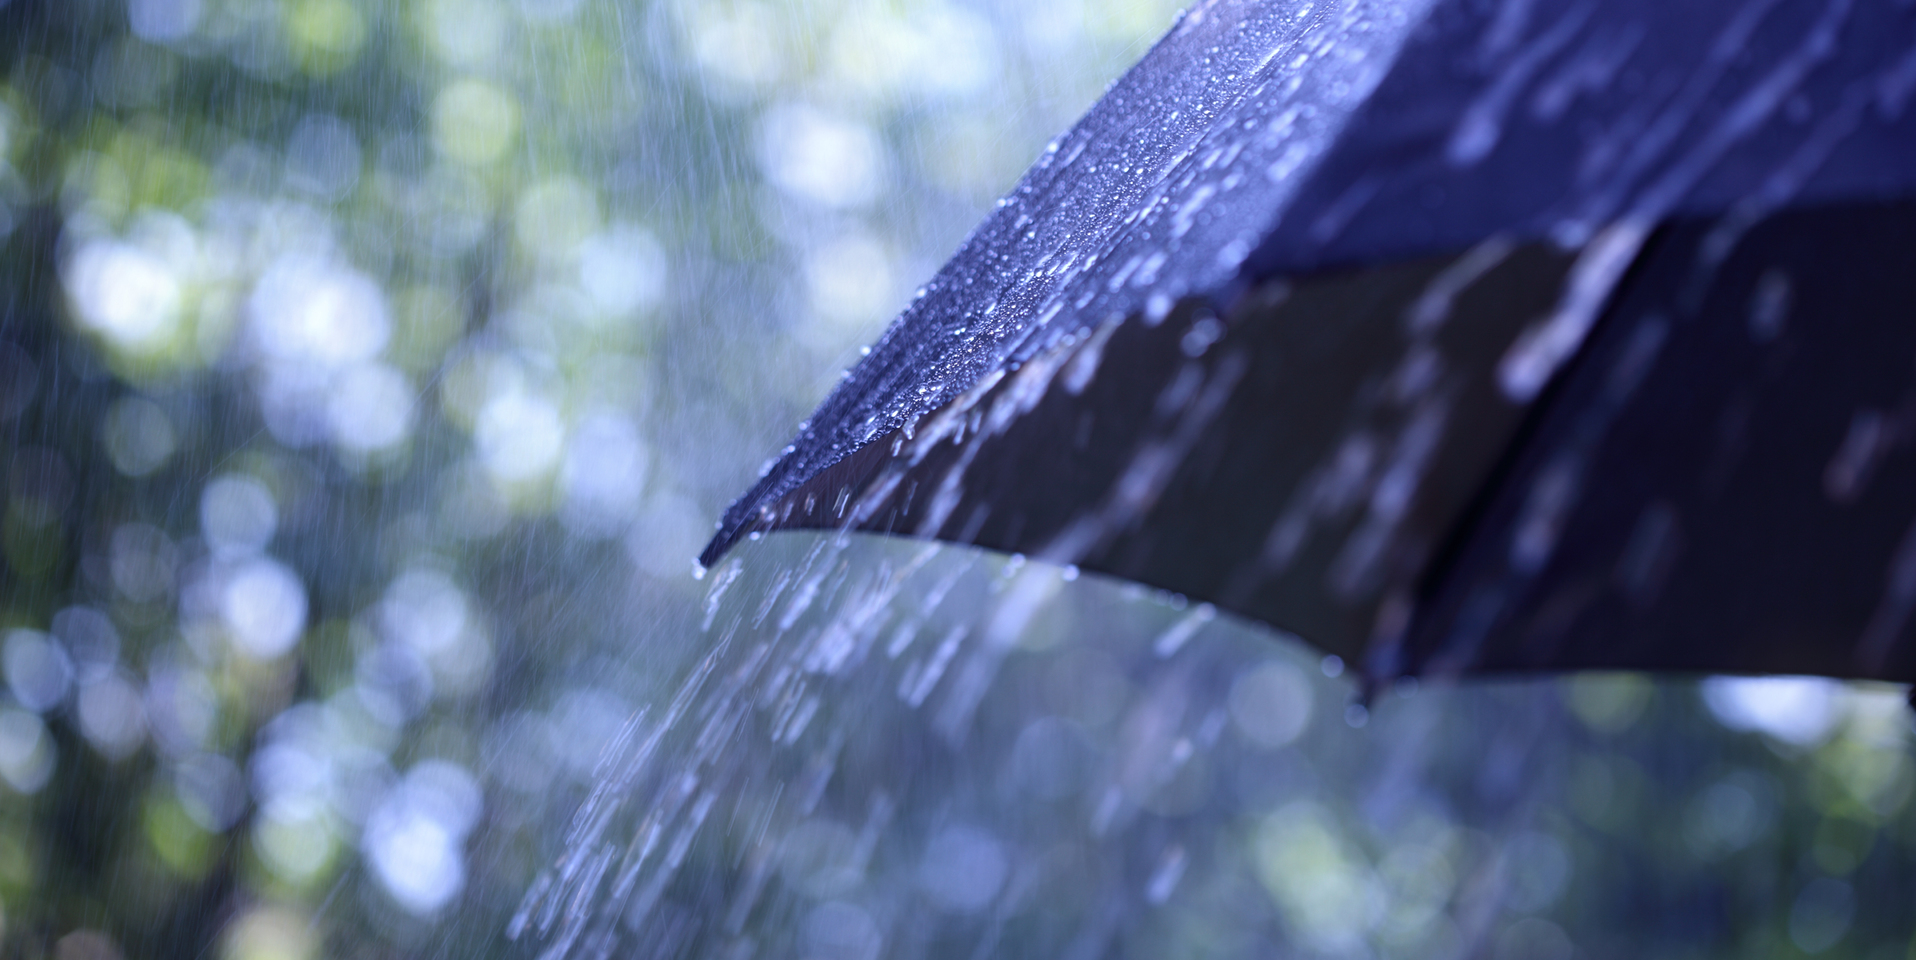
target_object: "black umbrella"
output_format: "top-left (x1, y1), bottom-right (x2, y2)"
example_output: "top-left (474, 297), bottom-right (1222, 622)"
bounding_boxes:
top-left (702, 0), bottom-right (1916, 688)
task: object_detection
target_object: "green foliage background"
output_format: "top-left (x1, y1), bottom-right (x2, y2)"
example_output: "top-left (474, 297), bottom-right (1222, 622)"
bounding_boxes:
top-left (0, 0), bottom-right (1181, 954)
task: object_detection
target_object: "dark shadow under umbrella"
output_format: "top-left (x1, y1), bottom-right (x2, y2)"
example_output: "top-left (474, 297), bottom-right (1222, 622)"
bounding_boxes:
top-left (702, 0), bottom-right (1916, 689)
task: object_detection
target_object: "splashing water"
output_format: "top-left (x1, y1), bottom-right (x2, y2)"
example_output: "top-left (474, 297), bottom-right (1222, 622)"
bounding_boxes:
top-left (502, 532), bottom-right (1916, 960)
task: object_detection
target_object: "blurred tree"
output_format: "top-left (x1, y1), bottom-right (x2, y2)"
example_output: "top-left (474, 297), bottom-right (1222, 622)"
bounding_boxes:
top-left (0, 0), bottom-right (1189, 956)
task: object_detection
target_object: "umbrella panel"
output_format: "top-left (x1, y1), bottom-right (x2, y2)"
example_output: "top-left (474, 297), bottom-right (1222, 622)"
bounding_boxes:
top-left (713, 195), bottom-right (1916, 685)
top-left (1403, 195), bottom-right (1916, 683)
top-left (706, 241), bottom-right (1582, 666)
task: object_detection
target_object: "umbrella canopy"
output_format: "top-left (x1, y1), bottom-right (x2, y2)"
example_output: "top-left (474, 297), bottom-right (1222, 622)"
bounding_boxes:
top-left (702, 0), bottom-right (1916, 686)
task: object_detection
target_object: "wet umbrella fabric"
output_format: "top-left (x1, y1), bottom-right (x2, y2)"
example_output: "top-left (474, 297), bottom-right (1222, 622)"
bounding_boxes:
top-left (703, 0), bottom-right (1916, 686)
